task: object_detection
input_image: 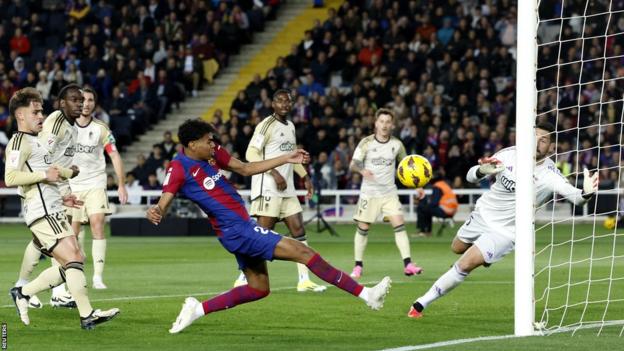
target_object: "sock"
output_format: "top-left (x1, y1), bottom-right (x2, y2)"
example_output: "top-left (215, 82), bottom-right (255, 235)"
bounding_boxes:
top-left (355, 261), bottom-right (363, 267)
top-left (22, 266), bottom-right (64, 296)
top-left (202, 285), bottom-right (269, 315)
top-left (17, 241), bottom-right (41, 282)
top-left (393, 225), bottom-right (411, 261)
top-left (403, 257), bottom-right (412, 266)
top-left (64, 262), bottom-right (93, 317)
top-left (77, 229), bottom-right (86, 257)
top-left (296, 240), bottom-right (311, 281)
top-left (50, 258), bottom-right (67, 296)
top-left (354, 227), bottom-right (368, 263)
top-left (92, 239), bottom-right (107, 279)
top-left (306, 253), bottom-right (363, 296)
top-left (358, 287), bottom-right (370, 302)
top-left (416, 263), bottom-right (468, 309)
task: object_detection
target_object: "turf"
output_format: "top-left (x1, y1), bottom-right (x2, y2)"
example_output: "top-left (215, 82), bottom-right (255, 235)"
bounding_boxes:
top-left (0, 222), bottom-right (622, 350)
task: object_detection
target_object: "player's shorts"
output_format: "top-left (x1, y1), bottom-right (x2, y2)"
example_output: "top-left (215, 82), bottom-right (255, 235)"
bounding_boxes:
top-left (71, 188), bottom-right (111, 223)
top-left (218, 220), bottom-right (283, 270)
top-left (353, 195), bottom-right (403, 224)
top-left (456, 210), bottom-right (514, 264)
top-left (249, 195), bottom-right (302, 219)
top-left (29, 212), bottom-right (74, 255)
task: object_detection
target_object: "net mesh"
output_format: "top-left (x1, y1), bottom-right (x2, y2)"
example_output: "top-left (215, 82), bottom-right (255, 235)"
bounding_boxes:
top-left (534, 0), bottom-right (624, 335)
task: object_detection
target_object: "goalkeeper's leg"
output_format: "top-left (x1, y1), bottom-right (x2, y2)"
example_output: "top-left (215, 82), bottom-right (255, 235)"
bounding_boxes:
top-left (409, 245), bottom-right (485, 318)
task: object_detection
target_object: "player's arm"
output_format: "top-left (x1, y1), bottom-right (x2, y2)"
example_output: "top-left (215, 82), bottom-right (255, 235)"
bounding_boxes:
top-left (396, 142), bottom-right (408, 162)
top-left (4, 138), bottom-right (60, 186)
top-left (294, 163), bottom-right (313, 198)
top-left (146, 192), bottom-right (175, 225)
top-left (350, 139), bottom-right (374, 180)
top-left (40, 115), bottom-right (64, 155)
top-left (466, 156), bottom-right (505, 183)
top-left (103, 131), bottom-right (128, 204)
top-left (226, 150), bottom-right (310, 176)
top-left (551, 168), bottom-right (598, 206)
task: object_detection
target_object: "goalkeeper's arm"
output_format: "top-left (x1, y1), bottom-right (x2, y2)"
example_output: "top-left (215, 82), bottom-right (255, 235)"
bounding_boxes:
top-left (553, 168), bottom-right (599, 206)
top-left (466, 157), bottom-right (505, 184)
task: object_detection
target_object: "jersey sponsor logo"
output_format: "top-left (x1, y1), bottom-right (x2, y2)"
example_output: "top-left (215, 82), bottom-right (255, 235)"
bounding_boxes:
top-left (279, 141), bottom-right (296, 152)
top-left (75, 143), bottom-right (97, 153)
top-left (64, 145), bottom-right (75, 157)
top-left (44, 154), bottom-right (52, 164)
top-left (499, 174), bottom-right (516, 192)
top-left (370, 157), bottom-right (394, 166)
top-left (202, 170), bottom-right (225, 190)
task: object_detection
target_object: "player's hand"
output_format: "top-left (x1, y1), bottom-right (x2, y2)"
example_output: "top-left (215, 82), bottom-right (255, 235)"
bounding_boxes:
top-left (62, 194), bottom-right (84, 208)
top-left (271, 170), bottom-right (287, 191)
top-left (361, 169), bottom-right (375, 181)
top-left (118, 184), bottom-right (128, 205)
top-left (45, 166), bottom-right (61, 182)
top-left (304, 176), bottom-right (314, 199)
top-left (477, 157), bottom-right (505, 176)
top-left (415, 188), bottom-right (425, 200)
top-left (287, 149), bottom-right (310, 164)
top-left (146, 205), bottom-right (163, 225)
top-left (69, 165), bottom-right (80, 178)
top-left (582, 168), bottom-right (599, 198)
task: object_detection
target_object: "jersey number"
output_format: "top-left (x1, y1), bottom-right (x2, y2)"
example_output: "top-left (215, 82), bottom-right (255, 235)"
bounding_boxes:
top-left (254, 226), bottom-right (277, 236)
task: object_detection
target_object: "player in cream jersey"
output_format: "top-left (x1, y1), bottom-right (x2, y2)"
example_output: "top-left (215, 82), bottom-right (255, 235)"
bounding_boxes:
top-left (407, 122), bottom-right (600, 319)
top-left (234, 89), bottom-right (324, 292)
top-left (70, 87), bottom-right (127, 289)
top-left (349, 108), bottom-right (422, 279)
top-left (14, 84), bottom-right (85, 308)
top-left (6, 87), bottom-right (119, 329)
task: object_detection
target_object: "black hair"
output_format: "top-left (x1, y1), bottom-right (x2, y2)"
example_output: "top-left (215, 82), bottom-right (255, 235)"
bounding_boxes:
top-left (177, 119), bottom-right (216, 147)
top-left (272, 88), bottom-right (292, 101)
top-left (58, 83), bottom-right (82, 101)
top-left (536, 121), bottom-right (555, 141)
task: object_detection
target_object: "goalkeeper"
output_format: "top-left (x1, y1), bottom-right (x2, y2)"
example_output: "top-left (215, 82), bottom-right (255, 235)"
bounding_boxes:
top-left (407, 122), bottom-right (600, 318)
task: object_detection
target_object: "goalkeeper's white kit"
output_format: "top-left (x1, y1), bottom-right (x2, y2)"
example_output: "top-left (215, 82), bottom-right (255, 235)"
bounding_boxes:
top-left (459, 146), bottom-right (589, 263)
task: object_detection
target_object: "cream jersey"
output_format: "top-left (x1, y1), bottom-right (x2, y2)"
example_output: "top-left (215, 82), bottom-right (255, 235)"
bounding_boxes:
top-left (353, 135), bottom-right (407, 198)
top-left (69, 118), bottom-right (116, 192)
top-left (249, 115), bottom-right (297, 199)
top-left (5, 132), bottom-right (65, 225)
top-left (467, 146), bottom-right (587, 239)
top-left (41, 110), bottom-right (77, 195)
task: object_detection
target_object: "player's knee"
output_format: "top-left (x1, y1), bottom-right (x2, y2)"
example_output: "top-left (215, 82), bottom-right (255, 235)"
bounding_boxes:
top-left (64, 261), bottom-right (84, 272)
top-left (356, 226), bottom-right (369, 236)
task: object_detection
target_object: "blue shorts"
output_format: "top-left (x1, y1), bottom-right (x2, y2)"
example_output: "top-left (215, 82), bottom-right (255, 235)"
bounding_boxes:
top-left (218, 220), bottom-right (283, 269)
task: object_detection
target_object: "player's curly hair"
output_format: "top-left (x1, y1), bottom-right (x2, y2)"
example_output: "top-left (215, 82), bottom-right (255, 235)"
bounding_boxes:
top-left (57, 83), bottom-right (82, 101)
top-left (178, 119), bottom-right (216, 147)
top-left (8, 87), bottom-right (43, 119)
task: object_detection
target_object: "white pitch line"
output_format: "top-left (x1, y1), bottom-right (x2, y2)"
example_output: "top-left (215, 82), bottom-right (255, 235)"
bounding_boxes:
top-left (1, 279), bottom-right (512, 308)
top-left (378, 334), bottom-right (522, 351)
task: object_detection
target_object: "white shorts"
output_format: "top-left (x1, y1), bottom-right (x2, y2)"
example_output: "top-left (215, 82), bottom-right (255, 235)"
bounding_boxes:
top-left (71, 188), bottom-right (112, 223)
top-left (456, 210), bottom-right (514, 264)
top-left (249, 196), bottom-right (302, 220)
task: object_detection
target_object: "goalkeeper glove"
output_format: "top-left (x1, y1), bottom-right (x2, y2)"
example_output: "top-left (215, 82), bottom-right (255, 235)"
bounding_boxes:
top-left (476, 157), bottom-right (505, 178)
top-left (582, 168), bottom-right (599, 198)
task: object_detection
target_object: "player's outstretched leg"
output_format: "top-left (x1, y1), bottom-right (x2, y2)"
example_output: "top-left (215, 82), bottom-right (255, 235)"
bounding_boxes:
top-left (351, 226), bottom-right (368, 278)
top-left (15, 240), bottom-right (44, 308)
top-left (170, 260), bottom-right (270, 334)
top-left (274, 237), bottom-right (392, 310)
top-left (408, 246), bottom-right (484, 318)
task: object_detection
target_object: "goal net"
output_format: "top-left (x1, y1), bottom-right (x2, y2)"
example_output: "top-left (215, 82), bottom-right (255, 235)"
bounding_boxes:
top-left (532, 0), bottom-right (624, 335)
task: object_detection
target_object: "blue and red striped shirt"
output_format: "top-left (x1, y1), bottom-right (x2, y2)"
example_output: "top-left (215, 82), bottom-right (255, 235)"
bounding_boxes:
top-left (162, 145), bottom-right (250, 235)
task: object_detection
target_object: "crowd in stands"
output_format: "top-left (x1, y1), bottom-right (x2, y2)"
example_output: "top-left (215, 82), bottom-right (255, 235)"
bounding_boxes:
top-left (212, 0), bottom-right (624, 198)
top-left (0, 0), bottom-right (281, 188)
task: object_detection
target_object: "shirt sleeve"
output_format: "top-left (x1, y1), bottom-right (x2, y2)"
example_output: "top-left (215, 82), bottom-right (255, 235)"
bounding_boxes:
top-left (247, 121), bottom-right (269, 151)
top-left (545, 166), bottom-right (586, 206)
top-left (162, 160), bottom-right (185, 195)
top-left (214, 145), bottom-right (232, 168)
top-left (4, 136), bottom-right (47, 186)
top-left (396, 141), bottom-right (407, 162)
top-left (100, 125), bottom-right (118, 154)
top-left (352, 138), bottom-right (367, 163)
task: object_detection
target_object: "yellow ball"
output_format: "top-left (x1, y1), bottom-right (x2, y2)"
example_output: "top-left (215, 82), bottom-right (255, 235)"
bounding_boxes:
top-left (396, 154), bottom-right (433, 188)
top-left (603, 216), bottom-right (617, 230)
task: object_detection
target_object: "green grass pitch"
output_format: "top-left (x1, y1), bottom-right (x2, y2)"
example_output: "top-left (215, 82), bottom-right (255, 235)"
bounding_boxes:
top-left (1, 222), bottom-right (622, 350)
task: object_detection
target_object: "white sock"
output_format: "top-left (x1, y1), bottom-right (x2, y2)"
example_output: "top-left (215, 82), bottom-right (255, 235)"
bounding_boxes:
top-left (297, 240), bottom-right (311, 281)
top-left (417, 263), bottom-right (468, 308)
top-left (15, 278), bottom-right (29, 287)
top-left (52, 284), bottom-right (67, 296)
top-left (358, 287), bottom-right (370, 302)
top-left (92, 239), bottom-right (107, 279)
top-left (393, 226), bottom-right (411, 260)
top-left (18, 241), bottom-right (41, 282)
top-left (354, 229), bottom-right (368, 262)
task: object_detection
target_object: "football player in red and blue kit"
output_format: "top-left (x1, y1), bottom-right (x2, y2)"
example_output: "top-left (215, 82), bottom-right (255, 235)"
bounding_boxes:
top-left (146, 119), bottom-right (392, 334)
